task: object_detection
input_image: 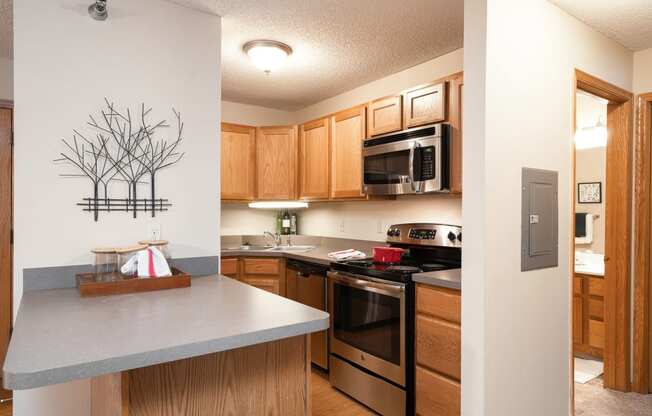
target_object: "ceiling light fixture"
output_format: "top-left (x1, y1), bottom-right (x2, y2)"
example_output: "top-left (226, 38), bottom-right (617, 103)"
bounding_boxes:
top-left (248, 201), bottom-right (309, 209)
top-left (575, 117), bottom-right (607, 150)
top-left (243, 40), bottom-right (293, 75)
top-left (88, 0), bottom-right (108, 21)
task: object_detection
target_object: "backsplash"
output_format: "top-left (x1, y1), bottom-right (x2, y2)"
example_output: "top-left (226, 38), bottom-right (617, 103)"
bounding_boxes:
top-left (220, 194), bottom-right (462, 241)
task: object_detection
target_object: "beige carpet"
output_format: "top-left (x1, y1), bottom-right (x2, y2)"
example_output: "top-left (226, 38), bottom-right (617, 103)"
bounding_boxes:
top-left (575, 377), bottom-right (652, 416)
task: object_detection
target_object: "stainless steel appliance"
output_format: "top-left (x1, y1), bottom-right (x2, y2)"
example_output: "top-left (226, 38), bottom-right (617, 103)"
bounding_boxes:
top-left (329, 223), bottom-right (462, 416)
top-left (363, 124), bottom-right (450, 195)
top-left (286, 259), bottom-right (329, 369)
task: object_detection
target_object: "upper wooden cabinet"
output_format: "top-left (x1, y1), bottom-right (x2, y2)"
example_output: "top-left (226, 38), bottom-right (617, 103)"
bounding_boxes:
top-left (331, 106), bottom-right (366, 199)
top-left (404, 82), bottom-right (446, 128)
top-left (220, 123), bottom-right (256, 200)
top-left (299, 118), bottom-right (330, 200)
top-left (367, 95), bottom-right (402, 137)
top-left (256, 126), bottom-right (298, 200)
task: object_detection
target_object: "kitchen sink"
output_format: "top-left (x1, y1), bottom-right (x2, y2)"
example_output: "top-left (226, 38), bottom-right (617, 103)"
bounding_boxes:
top-left (266, 245), bottom-right (316, 252)
top-left (223, 245), bottom-right (273, 251)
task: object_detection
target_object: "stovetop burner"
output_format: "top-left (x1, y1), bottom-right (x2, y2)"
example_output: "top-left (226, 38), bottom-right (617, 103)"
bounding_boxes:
top-left (385, 265), bottom-right (421, 273)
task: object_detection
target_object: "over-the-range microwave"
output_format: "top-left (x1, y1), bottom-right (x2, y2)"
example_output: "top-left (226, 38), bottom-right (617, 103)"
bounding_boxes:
top-left (362, 123), bottom-right (450, 195)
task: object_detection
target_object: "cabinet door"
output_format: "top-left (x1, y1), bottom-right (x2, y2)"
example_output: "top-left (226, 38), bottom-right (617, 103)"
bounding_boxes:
top-left (367, 95), bottom-right (402, 137)
top-left (299, 118), bottom-right (330, 199)
top-left (404, 82), bottom-right (446, 128)
top-left (221, 257), bottom-right (238, 278)
top-left (573, 294), bottom-right (583, 345)
top-left (331, 106), bottom-right (366, 199)
top-left (256, 126), bottom-right (298, 200)
top-left (448, 74), bottom-right (463, 193)
top-left (221, 123), bottom-right (256, 200)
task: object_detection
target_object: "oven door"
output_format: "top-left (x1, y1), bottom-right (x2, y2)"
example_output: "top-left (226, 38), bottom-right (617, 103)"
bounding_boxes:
top-left (362, 136), bottom-right (441, 195)
top-left (328, 271), bottom-right (405, 386)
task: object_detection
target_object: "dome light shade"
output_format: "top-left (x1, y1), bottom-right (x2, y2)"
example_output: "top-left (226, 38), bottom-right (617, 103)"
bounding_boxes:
top-left (243, 40), bottom-right (292, 74)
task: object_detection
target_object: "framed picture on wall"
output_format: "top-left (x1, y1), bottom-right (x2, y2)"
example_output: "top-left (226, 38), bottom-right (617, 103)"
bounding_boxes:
top-left (578, 182), bottom-right (602, 204)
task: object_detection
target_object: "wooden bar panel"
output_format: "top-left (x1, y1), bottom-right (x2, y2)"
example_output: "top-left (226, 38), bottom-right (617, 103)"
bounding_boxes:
top-left (91, 335), bottom-right (311, 416)
top-left (415, 366), bottom-right (460, 416)
top-left (243, 258), bottom-right (280, 275)
top-left (416, 315), bottom-right (460, 380)
top-left (416, 284), bottom-right (461, 324)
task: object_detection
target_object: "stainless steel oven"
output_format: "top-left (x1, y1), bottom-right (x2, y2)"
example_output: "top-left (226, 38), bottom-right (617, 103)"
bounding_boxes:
top-left (363, 123), bottom-right (450, 195)
top-left (328, 270), bottom-right (406, 415)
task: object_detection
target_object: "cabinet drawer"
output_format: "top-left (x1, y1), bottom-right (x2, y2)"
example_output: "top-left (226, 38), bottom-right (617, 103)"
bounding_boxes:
top-left (589, 320), bottom-right (604, 349)
top-left (241, 277), bottom-right (280, 295)
top-left (573, 278), bottom-right (583, 295)
top-left (588, 278), bottom-right (604, 297)
top-left (415, 366), bottom-right (460, 416)
top-left (243, 258), bottom-right (280, 275)
top-left (221, 258), bottom-right (238, 276)
top-left (416, 315), bottom-right (460, 380)
top-left (416, 284), bottom-right (461, 324)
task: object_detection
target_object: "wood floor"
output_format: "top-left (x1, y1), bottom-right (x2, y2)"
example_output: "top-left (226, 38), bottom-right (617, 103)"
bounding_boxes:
top-left (311, 367), bottom-right (377, 416)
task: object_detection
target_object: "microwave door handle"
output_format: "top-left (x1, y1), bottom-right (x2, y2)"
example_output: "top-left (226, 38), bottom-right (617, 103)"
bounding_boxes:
top-left (409, 142), bottom-right (420, 191)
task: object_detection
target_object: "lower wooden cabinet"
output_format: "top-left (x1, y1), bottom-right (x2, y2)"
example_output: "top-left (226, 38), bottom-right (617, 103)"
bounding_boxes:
top-left (573, 273), bottom-right (605, 358)
top-left (415, 284), bottom-right (461, 416)
top-left (221, 256), bottom-right (286, 296)
top-left (220, 257), bottom-right (238, 278)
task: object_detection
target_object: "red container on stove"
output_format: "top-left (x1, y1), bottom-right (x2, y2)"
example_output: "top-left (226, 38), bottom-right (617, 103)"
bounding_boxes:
top-left (372, 246), bottom-right (405, 264)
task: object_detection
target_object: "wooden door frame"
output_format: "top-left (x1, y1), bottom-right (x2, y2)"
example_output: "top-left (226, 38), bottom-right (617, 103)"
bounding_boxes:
top-left (572, 70), bottom-right (633, 399)
top-left (633, 92), bottom-right (652, 393)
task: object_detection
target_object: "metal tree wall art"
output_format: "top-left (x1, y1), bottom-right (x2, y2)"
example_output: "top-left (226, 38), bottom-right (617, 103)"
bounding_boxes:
top-left (55, 99), bottom-right (185, 221)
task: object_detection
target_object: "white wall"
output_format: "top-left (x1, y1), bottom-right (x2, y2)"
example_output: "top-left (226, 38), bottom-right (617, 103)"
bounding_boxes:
top-left (222, 49), bottom-right (465, 239)
top-left (0, 57), bottom-right (12, 101)
top-left (222, 100), bottom-right (295, 126)
top-left (300, 195), bottom-right (462, 242)
top-left (462, 1), bottom-right (632, 415)
top-left (13, 1), bottom-right (221, 415)
top-left (634, 47), bottom-right (652, 94)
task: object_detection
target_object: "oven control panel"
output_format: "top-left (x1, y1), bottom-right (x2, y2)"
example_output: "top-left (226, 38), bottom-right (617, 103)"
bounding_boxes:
top-left (386, 223), bottom-right (462, 247)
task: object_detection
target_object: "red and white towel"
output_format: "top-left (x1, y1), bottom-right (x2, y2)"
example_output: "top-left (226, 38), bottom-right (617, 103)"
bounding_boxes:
top-left (120, 247), bottom-right (172, 278)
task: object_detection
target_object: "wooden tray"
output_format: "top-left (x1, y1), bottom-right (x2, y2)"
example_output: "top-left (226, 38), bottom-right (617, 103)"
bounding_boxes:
top-left (76, 267), bottom-right (191, 297)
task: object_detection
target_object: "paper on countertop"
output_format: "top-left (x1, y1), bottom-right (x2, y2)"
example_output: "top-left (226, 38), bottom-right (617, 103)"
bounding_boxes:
top-left (328, 249), bottom-right (367, 260)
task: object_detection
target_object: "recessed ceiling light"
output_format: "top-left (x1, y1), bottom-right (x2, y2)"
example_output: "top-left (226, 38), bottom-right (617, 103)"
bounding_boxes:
top-left (243, 40), bottom-right (293, 75)
top-left (248, 201), bottom-right (308, 209)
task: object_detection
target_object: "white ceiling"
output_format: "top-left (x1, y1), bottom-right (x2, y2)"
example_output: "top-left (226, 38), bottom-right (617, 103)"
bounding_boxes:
top-left (0, 0), bottom-right (12, 59)
top-left (170, 0), bottom-right (464, 110)
top-left (551, 0), bottom-right (652, 51)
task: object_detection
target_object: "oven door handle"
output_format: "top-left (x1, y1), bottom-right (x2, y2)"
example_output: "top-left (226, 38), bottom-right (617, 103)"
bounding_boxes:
top-left (328, 271), bottom-right (404, 298)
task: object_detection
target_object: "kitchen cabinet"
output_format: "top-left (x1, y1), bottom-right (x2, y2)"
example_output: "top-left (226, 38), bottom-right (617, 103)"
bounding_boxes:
top-left (573, 273), bottom-right (604, 358)
top-left (221, 257), bottom-right (239, 278)
top-left (299, 118), bottom-right (330, 199)
top-left (239, 257), bottom-right (286, 296)
top-left (367, 95), bottom-right (402, 137)
top-left (220, 123), bottom-right (256, 200)
top-left (256, 126), bottom-right (298, 200)
top-left (415, 284), bottom-right (460, 416)
top-left (286, 264), bottom-right (329, 369)
top-left (404, 82), bottom-right (446, 128)
top-left (330, 106), bottom-right (366, 199)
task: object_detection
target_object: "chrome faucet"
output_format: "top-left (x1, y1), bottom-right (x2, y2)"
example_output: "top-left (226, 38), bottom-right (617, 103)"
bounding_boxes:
top-left (263, 231), bottom-right (281, 247)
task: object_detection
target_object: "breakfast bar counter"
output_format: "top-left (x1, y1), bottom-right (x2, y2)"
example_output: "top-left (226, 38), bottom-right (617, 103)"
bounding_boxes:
top-left (3, 275), bottom-right (329, 415)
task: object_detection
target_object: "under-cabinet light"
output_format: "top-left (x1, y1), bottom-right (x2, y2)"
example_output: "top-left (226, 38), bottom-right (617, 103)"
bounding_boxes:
top-left (248, 201), bottom-right (309, 209)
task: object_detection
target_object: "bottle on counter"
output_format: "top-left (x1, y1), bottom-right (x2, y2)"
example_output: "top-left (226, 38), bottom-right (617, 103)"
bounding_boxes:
top-left (276, 211), bottom-right (283, 235)
top-left (282, 211), bottom-right (291, 235)
top-left (290, 212), bottom-right (297, 235)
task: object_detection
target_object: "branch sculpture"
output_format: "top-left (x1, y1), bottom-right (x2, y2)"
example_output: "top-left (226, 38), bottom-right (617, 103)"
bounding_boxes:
top-left (56, 99), bottom-right (184, 221)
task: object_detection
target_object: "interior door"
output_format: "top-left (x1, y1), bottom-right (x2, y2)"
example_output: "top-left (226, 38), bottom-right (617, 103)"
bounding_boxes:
top-left (0, 106), bottom-right (12, 401)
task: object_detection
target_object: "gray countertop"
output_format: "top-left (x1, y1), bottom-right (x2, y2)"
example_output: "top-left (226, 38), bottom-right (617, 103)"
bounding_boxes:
top-left (412, 268), bottom-right (461, 290)
top-left (3, 275), bottom-right (329, 390)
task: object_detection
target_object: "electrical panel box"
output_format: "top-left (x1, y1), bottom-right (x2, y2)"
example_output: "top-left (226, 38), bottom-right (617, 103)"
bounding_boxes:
top-left (521, 167), bottom-right (558, 271)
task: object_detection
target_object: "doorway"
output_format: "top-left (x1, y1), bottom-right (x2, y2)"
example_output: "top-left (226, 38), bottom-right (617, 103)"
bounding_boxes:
top-left (571, 70), bottom-right (634, 415)
top-left (0, 101), bottom-right (12, 410)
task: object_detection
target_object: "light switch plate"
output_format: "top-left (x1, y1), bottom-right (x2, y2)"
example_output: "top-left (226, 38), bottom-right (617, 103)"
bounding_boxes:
top-left (148, 223), bottom-right (161, 241)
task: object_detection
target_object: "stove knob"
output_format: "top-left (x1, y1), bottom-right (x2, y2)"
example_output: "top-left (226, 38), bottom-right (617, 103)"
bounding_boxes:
top-left (447, 231), bottom-right (456, 242)
top-left (386, 229), bottom-right (393, 237)
top-left (457, 232), bottom-right (462, 242)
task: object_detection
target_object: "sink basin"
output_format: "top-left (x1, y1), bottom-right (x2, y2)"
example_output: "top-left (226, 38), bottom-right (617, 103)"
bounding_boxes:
top-left (266, 245), bottom-right (316, 252)
top-left (223, 245), bottom-right (273, 251)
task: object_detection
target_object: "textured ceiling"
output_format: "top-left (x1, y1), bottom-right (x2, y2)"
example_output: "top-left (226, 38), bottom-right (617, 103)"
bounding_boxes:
top-left (551, 0), bottom-right (652, 51)
top-left (0, 0), bottom-right (11, 59)
top-left (169, 0), bottom-right (464, 110)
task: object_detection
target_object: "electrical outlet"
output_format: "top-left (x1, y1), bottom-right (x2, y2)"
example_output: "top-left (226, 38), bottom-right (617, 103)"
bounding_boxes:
top-left (148, 223), bottom-right (161, 241)
top-left (376, 220), bottom-right (383, 234)
top-left (338, 219), bottom-right (345, 233)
